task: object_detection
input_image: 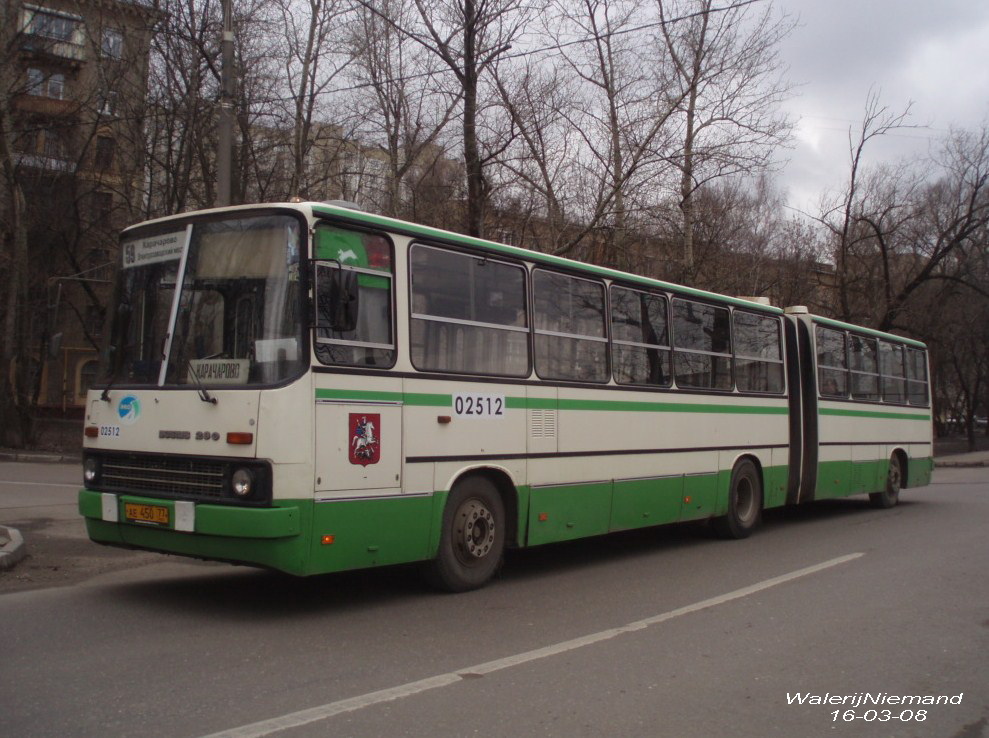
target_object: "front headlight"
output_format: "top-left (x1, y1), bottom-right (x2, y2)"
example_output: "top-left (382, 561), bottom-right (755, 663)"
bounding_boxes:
top-left (83, 457), bottom-right (101, 485)
top-left (231, 467), bottom-right (255, 497)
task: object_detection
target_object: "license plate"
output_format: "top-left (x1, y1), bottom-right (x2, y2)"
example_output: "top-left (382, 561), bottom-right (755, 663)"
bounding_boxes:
top-left (124, 503), bottom-right (170, 526)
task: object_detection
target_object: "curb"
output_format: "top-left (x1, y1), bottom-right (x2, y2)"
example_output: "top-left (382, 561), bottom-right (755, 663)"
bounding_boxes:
top-left (0, 525), bottom-right (27, 571)
top-left (934, 460), bottom-right (988, 468)
top-left (0, 450), bottom-right (78, 464)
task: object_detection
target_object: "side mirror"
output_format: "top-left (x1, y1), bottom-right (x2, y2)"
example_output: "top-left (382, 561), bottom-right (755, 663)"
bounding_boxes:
top-left (315, 262), bottom-right (359, 332)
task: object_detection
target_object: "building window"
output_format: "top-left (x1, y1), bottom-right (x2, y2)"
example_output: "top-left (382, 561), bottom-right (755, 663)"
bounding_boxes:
top-left (76, 359), bottom-right (100, 403)
top-left (101, 28), bottom-right (123, 59)
top-left (98, 89), bottom-right (118, 116)
top-left (26, 67), bottom-right (44, 93)
top-left (46, 72), bottom-right (65, 99)
top-left (25, 69), bottom-right (66, 99)
top-left (94, 136), bottom-right (115, 170)
top-left (90, 191), bottom-right (113, 229)
top-left (41, 128), bottom-right (66, 159)
top-left (24, 7), bottom-right (80, 42)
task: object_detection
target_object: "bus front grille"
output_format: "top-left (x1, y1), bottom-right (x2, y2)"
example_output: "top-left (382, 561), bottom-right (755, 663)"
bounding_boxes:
top-left (99, 455), bottom-right (227, 501)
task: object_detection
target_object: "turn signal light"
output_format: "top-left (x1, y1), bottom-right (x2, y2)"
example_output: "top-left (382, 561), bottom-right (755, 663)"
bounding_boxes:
top-left (84, 426), bottom-right (99, 438)
top-left (321, 535), bottom-right (335, 545)
top-left (226, 432), bottom-right (254, 445)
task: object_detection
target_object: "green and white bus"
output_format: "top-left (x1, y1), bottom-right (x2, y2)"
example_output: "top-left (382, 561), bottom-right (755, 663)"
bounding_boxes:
top-left (79, 202), bottom-right (934, 590)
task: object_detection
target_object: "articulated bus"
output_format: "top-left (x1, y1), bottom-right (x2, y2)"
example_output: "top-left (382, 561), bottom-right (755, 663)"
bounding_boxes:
top-left (79, 202), bottom-right (934, 590)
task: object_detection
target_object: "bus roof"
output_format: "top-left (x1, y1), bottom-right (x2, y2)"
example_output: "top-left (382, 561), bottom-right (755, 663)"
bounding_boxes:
top-left (309, 202), bottom-right (785, 315)
top-left (809, 314), bottom-right (927, 349)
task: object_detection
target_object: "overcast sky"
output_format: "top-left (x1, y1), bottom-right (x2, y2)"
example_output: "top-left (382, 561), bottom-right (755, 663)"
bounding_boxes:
top-left (773, 0), bottom-right (989, 212)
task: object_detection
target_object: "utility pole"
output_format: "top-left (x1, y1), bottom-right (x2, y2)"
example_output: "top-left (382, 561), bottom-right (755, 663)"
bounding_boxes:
top-left (217, 0), bottom-right (235, 206)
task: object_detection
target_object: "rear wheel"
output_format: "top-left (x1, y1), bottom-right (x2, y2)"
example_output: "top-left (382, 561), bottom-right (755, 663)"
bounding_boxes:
top-left (712, 459), bottom-right (762, 539)
top-left (869, 455), bottom-right (902, 509)
top-left (426, 477), bottom-right (505, 592)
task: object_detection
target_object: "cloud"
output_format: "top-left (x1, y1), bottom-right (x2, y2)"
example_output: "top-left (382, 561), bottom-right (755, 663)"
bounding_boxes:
top-left (774, 0), bottom-right (989, 209)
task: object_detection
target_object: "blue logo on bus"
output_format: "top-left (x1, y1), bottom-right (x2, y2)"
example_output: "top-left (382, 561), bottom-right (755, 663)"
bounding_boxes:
top-left (118, 395), bottom-right (141, 425)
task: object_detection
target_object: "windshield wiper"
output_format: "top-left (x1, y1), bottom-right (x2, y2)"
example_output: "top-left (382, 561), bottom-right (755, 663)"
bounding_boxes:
top-left (187, 360), bottom-right (218, 405)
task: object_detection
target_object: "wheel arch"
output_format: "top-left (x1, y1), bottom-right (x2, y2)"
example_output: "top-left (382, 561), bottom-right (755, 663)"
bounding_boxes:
top-left (719, 452), bottom-right (766, 513)
top-left (890, 447), bottom-right (909, 487)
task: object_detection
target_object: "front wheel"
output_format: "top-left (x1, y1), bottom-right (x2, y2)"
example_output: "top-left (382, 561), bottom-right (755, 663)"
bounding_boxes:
top-left (712, 459), bottom-right (762, 539)
top-left (426, 477), bottom-right (505, 592)
top-left (869, 455), bottom-right (903, 509)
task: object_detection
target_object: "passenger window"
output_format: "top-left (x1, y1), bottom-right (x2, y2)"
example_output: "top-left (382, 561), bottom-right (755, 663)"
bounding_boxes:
top-left (733, 311), bottom-right (784, 394)
top-left (533, 270), bottom-right (608, 382)
top-left (815, 326), bottom-right (847, 398)
top-left (410, 245), bottom-right (528, 376)
top-left (849, 334), bottom-right (880, 401)
top-left (610, 286), bottom-right (670, 386)
top-left (672, 298), bottom-right (732, 390)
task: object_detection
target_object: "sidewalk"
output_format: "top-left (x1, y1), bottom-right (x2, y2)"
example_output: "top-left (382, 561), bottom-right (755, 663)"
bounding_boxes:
top-left (934, 449), bottom-right (989, 468)
top-left (0, 448), bottom-right (78, 464)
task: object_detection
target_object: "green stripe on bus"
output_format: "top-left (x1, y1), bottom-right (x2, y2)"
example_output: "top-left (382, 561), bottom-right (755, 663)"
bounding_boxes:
top-left (316, 388), bottom-right (786, 414)
top-left (819, 407), bottom-right (931, 421)
top-left (554, 398), bottom-right (786, 414)
top-left (316, 388), bottom-right (405, 403)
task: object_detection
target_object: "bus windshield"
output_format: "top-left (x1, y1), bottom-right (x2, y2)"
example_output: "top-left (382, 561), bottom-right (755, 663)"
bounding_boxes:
top-left (101, 213), bottom-right (305, 389)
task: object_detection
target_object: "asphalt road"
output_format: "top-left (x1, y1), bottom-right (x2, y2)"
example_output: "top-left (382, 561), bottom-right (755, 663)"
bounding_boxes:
top-left (0, 463), bottom-right (986, 738)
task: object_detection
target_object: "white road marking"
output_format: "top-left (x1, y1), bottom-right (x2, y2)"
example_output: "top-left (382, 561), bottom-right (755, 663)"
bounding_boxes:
top-left (202, 552), bottom-right (864, 738)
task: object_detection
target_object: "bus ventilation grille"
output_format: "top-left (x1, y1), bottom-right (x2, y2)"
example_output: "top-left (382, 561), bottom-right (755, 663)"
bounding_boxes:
top-left (530, 409), bottom-right (557, 438)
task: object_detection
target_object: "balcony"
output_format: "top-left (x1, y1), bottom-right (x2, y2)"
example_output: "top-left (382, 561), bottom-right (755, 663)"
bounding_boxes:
top-left (20, 35), bottom-right (86, 65)
top-left (15, 152), bottom-right (76, 173)
top-left (14, 94), bottom-right (79, 118)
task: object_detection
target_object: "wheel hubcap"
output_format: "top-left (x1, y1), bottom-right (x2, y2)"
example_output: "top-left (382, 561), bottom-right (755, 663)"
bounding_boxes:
top-left (456, 499), bottom-right (496, 560)
top-left (736, 477), bottom-right (755, 523)
top-left (889, 463), bottom-right (901, 494)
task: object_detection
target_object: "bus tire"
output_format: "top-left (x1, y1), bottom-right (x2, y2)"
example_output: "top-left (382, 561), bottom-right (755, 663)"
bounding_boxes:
top-left (869, 455), bottom-right (902, 509)
top-left (712, 459), bottom-right (762, 539)
top-left (427, 477), bottom-right (505, 592)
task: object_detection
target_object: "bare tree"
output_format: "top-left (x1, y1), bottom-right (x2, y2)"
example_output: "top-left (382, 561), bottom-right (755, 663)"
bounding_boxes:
top-left (371, 0), bottom-right (534, 237)
top-left (274, 0), bottom-right (354, 199)
top-left (347, 0), bottom-right (460, 217)
top-left (657, 0), bottom-right (793, 274)
top-left (0, 0), bottom-right (32, 445)
top-left (813, 92), bottom-right (915, 322)
top-left (538, 0), bottom-right (681, 268)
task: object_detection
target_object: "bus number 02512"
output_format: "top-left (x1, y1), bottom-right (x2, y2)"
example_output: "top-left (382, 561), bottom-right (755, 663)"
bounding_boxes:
top-left (453, 393), bottom-right (505, 418)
